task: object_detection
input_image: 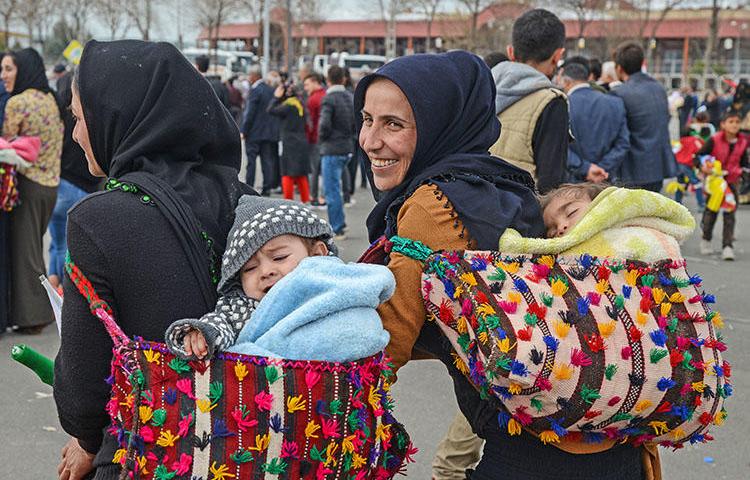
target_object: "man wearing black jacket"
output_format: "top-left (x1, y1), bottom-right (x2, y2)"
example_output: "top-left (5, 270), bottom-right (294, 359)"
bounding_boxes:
top-left (195, 55), bottom-right (230, 109)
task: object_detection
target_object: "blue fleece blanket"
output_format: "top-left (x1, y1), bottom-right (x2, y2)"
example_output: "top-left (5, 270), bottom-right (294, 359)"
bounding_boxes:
top-left (230, 256), bottom-right (394, 362)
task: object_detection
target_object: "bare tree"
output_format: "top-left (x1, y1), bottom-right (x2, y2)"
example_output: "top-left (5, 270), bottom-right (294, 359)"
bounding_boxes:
top-left (191, 0), bottom-right (241, 68)
top-left (415, 0), bottom-right (442, 52)
top-left (94, 0), bottom-right (131, 40)
top-left (702, 0), bottom-right (719, 79)
top-left (239, 0), bottom-right (262, 24)
top-left (125, 0), bottom-right (160, 41)
top-left (373, 0), bottom-right (413, 58)
top-left (62, 0), bottom-right (90, 41)
top-left (627, 0), bottom-right (685, 69)
top-left (191, 0), bottom-right (241, 44)
top-left (287, 0), bottom-right (326, 61)
top-left (458, 0), bottom-right (493, 50)
top-left (17, 0), bottom-right (56, 47)
top-left (556, 0), bottom-right (606, 51)
top-left (0, 0), bottom-right (19, 49)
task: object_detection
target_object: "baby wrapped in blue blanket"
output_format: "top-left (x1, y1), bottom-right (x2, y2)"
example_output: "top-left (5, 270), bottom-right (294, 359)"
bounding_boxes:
top-left (166, 195), bottom-right (392, 362)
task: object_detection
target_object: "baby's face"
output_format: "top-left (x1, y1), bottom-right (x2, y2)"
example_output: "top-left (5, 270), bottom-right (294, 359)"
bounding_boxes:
top-left (543, 194), bottom-right (592, 238)
top-left (240, 234), bottom-right (327, 300)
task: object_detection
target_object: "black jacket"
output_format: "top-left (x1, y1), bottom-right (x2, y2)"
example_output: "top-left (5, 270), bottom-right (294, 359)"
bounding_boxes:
top-left (205, 74), bottom-right (230, 109)
top-left (54, 189), bottom-right (213, 472)
top-left (318, 85), bottom-right (355, 156)
top-left (267, 97), bottom-right (311, 177)
top-left (241, 81), bottom-right (280, 142)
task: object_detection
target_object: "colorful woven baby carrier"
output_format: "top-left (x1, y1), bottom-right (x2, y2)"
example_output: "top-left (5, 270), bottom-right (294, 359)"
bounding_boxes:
top-left (390, 236), bottom-right (731, 449)
top-left (64, 257), bottom-right (413, 480)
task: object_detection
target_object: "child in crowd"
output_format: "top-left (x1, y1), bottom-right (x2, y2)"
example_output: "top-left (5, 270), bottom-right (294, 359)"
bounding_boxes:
top-left (499, 183), bottom-right (695, 262)
top-left (694, 110), bottom-right (749, 260)
top-left (671, 126), bottom-right (706, 210)
top-left (690, 110), bottom-right (716, 140)
top-left (166, 195), bottom-right (393, 362)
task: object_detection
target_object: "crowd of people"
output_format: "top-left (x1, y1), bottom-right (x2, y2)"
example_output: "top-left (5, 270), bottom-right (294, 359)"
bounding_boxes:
top-left (235, 61), bottom-right (360, 240)
top-left (0, 7), bottom-right (745, 480)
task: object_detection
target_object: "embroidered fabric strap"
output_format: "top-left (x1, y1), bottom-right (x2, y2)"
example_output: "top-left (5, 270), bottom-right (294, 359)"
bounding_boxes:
top-left (64, 251), bottom-right (130, 348)
top-left (388, 235), bottom-right (434, 262)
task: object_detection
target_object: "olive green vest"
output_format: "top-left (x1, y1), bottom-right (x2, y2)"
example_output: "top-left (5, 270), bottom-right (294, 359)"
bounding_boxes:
top-left (489, 88), bottom-right (566, 178)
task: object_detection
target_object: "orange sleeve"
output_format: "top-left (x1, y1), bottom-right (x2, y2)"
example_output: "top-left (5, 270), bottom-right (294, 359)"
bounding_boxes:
top-left (377, 184), bottom-right (472, 372)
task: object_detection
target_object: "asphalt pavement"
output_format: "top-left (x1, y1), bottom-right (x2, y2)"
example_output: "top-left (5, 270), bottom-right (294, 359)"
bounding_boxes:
top-left (1, 182), bottom-right (748, 479)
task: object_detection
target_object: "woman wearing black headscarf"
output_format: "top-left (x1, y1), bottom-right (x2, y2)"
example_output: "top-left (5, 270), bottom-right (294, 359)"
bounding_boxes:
top-left (357, 51), bottom-right (646, 479)
top-left (1, 48), bottom-right (63, 334)
top-left (54, 40), bottom-right (252, 480)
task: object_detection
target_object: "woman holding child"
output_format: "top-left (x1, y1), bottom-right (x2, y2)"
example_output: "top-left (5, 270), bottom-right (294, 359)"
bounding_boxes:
top-left (54, 40), bottom-right (251, 479)
top-left (357, 51), bottom-right (651, 478)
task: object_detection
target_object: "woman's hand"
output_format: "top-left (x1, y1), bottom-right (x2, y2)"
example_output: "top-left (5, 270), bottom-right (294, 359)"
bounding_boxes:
top-left (58, 437), bottom-right (95, 480)
top-left (274, 85), bottom-right (285, 98)
top-left (184, 329), bottom-right (209, 359)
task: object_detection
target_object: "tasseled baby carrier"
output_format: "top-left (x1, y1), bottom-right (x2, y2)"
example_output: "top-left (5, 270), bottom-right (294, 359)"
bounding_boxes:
top-left (389, 236), bottom-right (730, 449)
top-left (65, 254), bottom-right (414, 480)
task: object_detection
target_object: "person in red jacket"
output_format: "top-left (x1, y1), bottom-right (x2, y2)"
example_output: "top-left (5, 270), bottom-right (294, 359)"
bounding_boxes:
top-left (303, 73), bottom-right (327, 206)
top-left (695, 110), bottom-right (749, 260)
top-left (673, 127), bottom-right (705, 209)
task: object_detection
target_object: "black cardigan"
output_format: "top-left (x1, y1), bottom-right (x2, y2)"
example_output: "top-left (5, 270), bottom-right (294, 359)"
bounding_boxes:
top-left (54, 189), bottom-right (212, 467)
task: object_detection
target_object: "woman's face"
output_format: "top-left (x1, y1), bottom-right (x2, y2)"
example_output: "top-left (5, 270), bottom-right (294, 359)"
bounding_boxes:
top-left (359, 79), bottom-right (417, 191)
top-left (71, 87), bottom-right (105, 177)
top-left (1, 55), bottom-right (17, 93)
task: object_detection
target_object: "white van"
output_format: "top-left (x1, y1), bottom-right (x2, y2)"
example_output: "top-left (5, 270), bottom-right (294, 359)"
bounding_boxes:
top-left (181, 48), bottom-right (258, 78)
top-left (312, 53), bottom-right (387, 81)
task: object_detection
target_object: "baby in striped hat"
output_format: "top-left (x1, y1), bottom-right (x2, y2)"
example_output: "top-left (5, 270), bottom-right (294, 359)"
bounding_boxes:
top-left (166, 195), bottom-right (393, 362)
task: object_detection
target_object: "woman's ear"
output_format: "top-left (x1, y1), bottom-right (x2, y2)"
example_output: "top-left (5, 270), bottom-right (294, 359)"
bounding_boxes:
top-left (310, 240), bottom-right (329, 256)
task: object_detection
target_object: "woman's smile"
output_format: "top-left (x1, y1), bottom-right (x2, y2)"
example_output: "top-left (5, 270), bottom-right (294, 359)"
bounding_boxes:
top-left (371, 158), bottom-right (399, 168)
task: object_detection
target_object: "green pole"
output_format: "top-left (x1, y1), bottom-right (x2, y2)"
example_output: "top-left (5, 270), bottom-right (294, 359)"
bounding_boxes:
top-left (11, 344), bottom-right (54, 386)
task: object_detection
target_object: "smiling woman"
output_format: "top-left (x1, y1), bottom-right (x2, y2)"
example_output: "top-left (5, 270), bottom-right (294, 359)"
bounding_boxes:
top-left (356, 51), bottom-right (647, 480)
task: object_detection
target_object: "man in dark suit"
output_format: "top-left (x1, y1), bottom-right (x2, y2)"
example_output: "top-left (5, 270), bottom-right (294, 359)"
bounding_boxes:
top-left (611, 42), bottom-right (677, 192)
top-left (195, 55), bottom-right (230, 109)
top-left (559, 61), bottom-right (630, 183)
top-left (241, 66), bottom-right (280, 194)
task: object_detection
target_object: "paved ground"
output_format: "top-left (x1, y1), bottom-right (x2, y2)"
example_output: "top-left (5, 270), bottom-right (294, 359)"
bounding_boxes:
top-left (1, 181), bottom-right (748, 479)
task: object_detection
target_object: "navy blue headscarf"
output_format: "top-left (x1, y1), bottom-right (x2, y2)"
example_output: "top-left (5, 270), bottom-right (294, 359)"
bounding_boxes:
top-left (355, 51), bottom-right (544, 249)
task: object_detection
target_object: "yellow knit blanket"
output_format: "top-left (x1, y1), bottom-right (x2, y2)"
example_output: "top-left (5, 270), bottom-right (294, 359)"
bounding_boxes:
top-left (499, 187), bottom-right (696, 261)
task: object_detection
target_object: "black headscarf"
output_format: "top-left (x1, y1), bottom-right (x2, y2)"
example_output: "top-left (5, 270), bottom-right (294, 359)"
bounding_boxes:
top-left (7, 48), bottom-right (53, 96)
top-left (78, 40), bottom-right (249, 251)
top-left (355, 51), bottom-right (544, 249)
top-left (78, 40), bottom-right (251, 302)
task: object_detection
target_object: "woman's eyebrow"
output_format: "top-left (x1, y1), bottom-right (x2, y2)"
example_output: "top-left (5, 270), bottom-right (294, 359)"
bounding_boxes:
top-left (361, 110), bottom-right (409, 124)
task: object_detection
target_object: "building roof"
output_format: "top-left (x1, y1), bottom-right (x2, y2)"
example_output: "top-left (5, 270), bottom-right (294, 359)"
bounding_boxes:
top-left (565, 16), bottom-right (750, 39)
top-left (201, 4), bottom-right (750, 41)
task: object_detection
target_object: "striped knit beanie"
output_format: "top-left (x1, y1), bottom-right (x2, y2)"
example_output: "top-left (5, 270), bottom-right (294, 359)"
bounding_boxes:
top-left (217, 195), bottom-right (338, 292)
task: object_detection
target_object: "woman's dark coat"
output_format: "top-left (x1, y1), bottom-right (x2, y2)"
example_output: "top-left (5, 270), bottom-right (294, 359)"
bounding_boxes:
top-left (268, 97), bottom-right (311, 177)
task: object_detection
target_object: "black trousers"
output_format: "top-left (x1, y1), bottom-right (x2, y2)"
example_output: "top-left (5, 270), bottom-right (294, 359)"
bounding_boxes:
top-left (629, 181), bottom-right (663, 193)
top-left (9, 175), bottom-right (56, 328)
top-left (245, 140), bottom-right (280, 192)
top-left (702, 183), bottom-right (739, 248)
top-left (309, 144), bottom-right (322, 199)
top-left (0, 213), bottom-right (8, 333)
